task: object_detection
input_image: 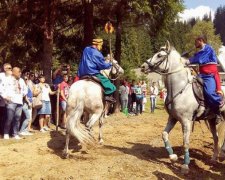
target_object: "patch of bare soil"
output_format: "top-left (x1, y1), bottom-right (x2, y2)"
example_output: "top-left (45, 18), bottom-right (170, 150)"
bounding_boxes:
top-left (0, 107), bottom-right (224, 180)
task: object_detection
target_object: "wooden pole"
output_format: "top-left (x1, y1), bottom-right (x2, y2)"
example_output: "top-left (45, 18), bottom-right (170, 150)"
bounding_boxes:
top-left (56, 89), bottom-right (60, 131)
top-left (109, 33), bottom-right (112, 61)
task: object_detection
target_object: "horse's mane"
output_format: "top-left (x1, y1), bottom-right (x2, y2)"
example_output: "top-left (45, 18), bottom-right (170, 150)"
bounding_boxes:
top-left (170, 46), bottom-right (188, 65)
top-left (159, 44), bottom-right (190, 66)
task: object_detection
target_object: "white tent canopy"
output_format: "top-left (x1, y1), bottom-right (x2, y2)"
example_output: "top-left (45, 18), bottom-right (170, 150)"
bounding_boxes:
top-left (218, 46), bottom-right (225, 72)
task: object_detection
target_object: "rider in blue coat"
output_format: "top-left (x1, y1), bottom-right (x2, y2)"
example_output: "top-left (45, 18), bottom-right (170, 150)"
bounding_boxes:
top-left (187, 35), bottom-right (224, 122)
top-left (78, 38), bottom-right (116, 102)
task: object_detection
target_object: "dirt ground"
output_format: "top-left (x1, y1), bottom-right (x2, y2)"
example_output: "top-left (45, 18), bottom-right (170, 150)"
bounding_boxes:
top-left (0, 104), bottom-right (225, 180)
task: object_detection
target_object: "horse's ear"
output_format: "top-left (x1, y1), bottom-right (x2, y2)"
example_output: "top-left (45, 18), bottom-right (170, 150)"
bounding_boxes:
top-left (165, 40), bottom-right (171, 52)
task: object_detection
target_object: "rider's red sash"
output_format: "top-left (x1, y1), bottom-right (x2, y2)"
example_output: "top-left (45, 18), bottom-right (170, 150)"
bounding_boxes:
top-left (199, 64), bottom-right (222, 91)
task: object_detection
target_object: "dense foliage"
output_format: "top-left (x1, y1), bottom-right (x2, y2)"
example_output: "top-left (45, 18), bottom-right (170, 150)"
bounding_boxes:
top-left (0, 1), bottom-right (223, 81)
top-left (0, 0), bottom-right (184, 73)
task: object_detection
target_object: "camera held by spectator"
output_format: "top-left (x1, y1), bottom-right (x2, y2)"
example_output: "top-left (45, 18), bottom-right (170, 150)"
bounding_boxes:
top-left (53, 64), bottom-right (71, 86)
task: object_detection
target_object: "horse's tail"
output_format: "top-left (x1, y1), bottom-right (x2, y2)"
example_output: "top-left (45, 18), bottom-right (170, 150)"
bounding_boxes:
top-left (66, 99), bottom-right (95, 146)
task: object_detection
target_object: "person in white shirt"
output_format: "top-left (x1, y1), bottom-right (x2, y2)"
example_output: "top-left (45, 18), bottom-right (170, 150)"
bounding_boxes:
top-left (3, 67), bottom-right (27, 139)
top-left (150, 82), bottom-right (159, 113)
top-left (36, 75), bottom-right (56, 132)
top-left (0, 63), bottom-right (12, 135)
top-left (141, 81), bottom-right (147, 111)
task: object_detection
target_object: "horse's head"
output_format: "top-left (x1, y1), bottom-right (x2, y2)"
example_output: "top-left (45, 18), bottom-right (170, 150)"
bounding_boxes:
top-left (141, 58), bottom-right (152, 74)
top-left (111, 59), bottom-right (124, 76)
top-left (141, 41), bottom-right (183, 74)
top-left (101, 59), bottom-right (124, 79)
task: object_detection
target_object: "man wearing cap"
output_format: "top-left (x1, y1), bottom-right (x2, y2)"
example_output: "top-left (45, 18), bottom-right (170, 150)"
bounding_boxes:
top-left (186, 35), bottom-right (224, 122)
top-left (78, 38), bottom-right (116, 102)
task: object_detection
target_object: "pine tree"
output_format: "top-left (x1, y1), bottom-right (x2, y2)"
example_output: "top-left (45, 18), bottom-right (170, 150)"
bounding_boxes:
top-left (214, 6), bottom-right (225, 45)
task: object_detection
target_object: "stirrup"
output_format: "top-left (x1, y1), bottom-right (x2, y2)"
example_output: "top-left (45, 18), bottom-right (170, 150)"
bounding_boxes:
top-left (196, 105), bottom-right (205, 118)
top-left (216, 114), bottom-right (224, 125)
top-left (105, 96), bottom-right (116, 103)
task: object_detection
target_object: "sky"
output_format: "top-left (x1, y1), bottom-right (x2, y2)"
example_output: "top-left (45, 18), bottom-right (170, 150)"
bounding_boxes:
top-left (184, 0), bottom-right (224, 10)
top-left (179, 0), bottom-right (225, 21)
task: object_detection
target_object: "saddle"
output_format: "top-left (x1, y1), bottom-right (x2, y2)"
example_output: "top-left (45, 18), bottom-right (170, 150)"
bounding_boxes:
top-left (192, 76), bottom-right (205, 107)
top-left (80, 75), bottom-right (102, 85)
top-left (80, 75), bottom-right (116, 104)
top-left (192, 76), bottom-right (225, 126)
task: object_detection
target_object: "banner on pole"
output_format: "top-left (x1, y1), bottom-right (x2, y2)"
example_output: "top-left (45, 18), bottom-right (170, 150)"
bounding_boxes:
top-left (104, 21), bottom-right (114, 34)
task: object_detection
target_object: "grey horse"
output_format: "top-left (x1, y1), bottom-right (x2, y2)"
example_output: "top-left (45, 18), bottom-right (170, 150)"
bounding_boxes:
top-left (141, 41), bottom-right (225, 174)
top-left (63, 60), bottom-right (124, 157)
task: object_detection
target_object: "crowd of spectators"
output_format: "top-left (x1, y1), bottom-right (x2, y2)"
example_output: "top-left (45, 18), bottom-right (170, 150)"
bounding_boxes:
top-left (0, 63), bottom-right (74, 139)
top-left (119, 79), bottom-right (161, 116)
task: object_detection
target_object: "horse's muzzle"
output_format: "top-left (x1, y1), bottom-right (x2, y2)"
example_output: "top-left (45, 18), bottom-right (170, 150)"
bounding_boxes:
top-left (141, 67), bottom-right (145, 72)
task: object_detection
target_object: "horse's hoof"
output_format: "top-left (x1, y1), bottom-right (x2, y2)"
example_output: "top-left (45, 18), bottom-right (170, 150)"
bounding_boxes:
top-left (62, 151), bottom-right (69, 159)
top-left (219, 151), bottom-right (225, 162)
top-left (99, 139), bottom-right (104, 145)
top-left (181, 164), bottom-right (189, 174)
top-left (210, 157), bottom-right (218, 164)
top-left (169, 154), bottom-right (178, 162)
top-left (219, 156), bottom-right (225, 162)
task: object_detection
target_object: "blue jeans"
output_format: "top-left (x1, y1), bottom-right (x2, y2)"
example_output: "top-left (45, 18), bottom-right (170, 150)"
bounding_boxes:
top-left (136, 95), bottom-right (143, 114)
top-left (4, 103), bottom-right (23, 136)
top-left (120, 98), bottom-right (128, 111)
top-left (150, 96), bottom-right (156, 112)
top-left (20, 103), bottom-right (31, 133)
top-left (60, 101), bottom-right (67, 112)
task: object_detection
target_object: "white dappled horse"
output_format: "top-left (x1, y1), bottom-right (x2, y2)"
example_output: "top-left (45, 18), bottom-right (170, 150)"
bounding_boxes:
top-left (141, 41), bottom-right (225, 174)
top-left (63, 60), bottom-right (124, 157)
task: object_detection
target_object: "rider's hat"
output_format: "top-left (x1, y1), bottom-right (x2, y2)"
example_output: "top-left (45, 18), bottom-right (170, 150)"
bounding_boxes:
top-left (92, 38), bottom-right (103, 45)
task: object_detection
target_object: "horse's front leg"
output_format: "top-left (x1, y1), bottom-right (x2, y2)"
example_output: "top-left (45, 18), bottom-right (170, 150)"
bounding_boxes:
top-left (181, 119), bottom-right (192, 174)
top-left (208, 118), bottom-right (219, 162)
top-left (162, 117), bottom-right (178, 162)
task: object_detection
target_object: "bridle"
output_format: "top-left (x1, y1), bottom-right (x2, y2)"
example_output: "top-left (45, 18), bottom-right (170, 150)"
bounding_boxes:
top-left (102, 61), bottom-right (121, 81)
top-left (146, 48), bottom-right (184, 75)
top-left (145, 48), bottom-right (192, 107)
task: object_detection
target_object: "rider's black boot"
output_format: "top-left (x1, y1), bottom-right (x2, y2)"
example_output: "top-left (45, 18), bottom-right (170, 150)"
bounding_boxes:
top-left (215, 112), bottom-right (223, 124)
top-left (105, 95), bottom-right (116, 104)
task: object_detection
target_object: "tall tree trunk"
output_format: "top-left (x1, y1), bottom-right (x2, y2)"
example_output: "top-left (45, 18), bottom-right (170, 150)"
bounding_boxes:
top-left (113, 2), bottom-right (123, 113)
top-left (42, 0), bottom-right (55, 84)
top-left (42, 37), bottom-right (53, 84)
top-left (83, 0), bottom-right (93, 47)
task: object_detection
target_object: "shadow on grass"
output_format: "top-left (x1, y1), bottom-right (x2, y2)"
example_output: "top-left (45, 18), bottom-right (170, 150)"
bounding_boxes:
top-left (152, 170), bottom-right (180, 180)
top-left (104, 142), bottom-right (225, 180)
top-left (47, 131), bottom-right (81, 159)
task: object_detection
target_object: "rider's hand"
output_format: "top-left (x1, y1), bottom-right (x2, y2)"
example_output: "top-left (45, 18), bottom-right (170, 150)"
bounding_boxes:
top-left (217, 90), bottom-right (224, 97)
top-left (28, 102), bottom-right (32, 108)
top-left (185, 60), bottom-right (190, 66)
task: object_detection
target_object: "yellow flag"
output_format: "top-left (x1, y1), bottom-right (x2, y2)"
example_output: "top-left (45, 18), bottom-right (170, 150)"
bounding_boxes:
top-left (105, 22), bottom-right (114, 34)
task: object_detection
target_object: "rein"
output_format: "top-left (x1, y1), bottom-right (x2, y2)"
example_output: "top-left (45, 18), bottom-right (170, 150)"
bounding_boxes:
top-left (165, 69), bottom-right (192, 107)
top-left (102, 61), bottom-right (120, 81)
